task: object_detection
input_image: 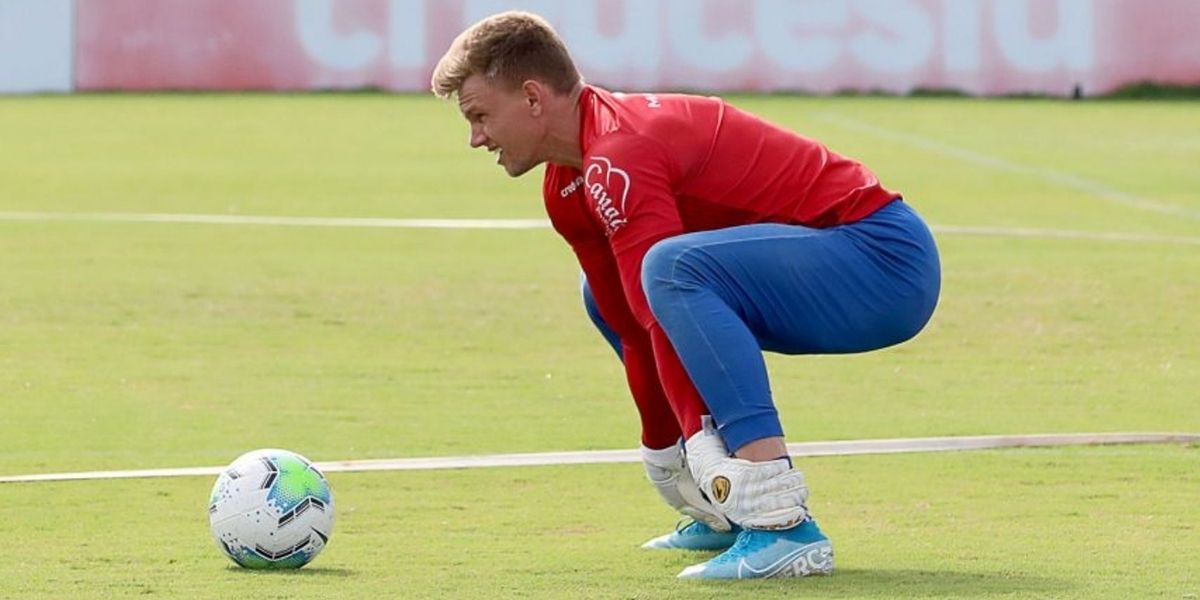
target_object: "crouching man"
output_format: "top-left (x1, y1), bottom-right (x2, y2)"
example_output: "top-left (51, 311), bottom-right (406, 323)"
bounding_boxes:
top-left (431, 11), bottom-right (940, 579)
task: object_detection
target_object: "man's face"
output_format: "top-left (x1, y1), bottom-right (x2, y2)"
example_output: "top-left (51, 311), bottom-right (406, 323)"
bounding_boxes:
top-left (457, 74), bottom-right (545, 177)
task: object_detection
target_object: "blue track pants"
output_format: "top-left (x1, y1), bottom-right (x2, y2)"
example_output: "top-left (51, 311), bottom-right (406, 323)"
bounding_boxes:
top-left (583, 200), bottom-right (941, 452)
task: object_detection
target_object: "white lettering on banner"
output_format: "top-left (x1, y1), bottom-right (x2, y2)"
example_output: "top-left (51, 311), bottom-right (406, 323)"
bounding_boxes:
top-left (295, 0), bottom-right (382, 69)
top-left (665, 0), bottom-right (753, 71)
top-left (746, 0), bottom-right (1094, 75)
top-left (851, 0), bottom-right (934, 71)
top-left (463, 0), bottom-right (561, 25)
top-left (295, 0), bottom-right (425, 70)
top-left (994, 0), bottom-right (1093, 72)
top-left (536, 0), bottom-right (1096, 86)
top-left (280, 0), bottom-right (1100, 91)
top-left (564, 1), bottom-right (659, 71)
top-left (943, 0), bottom-right (983, 71)
top-left (584, 157), bottom-right (630, 234)
top-left (388, 0), bottom-right (426, 68)
top-left (756, 0), bottom-right (848, 72)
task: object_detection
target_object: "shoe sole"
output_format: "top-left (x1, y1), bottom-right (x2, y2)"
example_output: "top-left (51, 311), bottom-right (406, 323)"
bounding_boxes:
top-left (641, 534), bottom-right (737, 551)
top-left (678, 539), bottom-right (834, 579)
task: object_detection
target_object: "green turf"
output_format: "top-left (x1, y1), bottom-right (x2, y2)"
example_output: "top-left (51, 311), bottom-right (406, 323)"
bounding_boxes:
top-left (0, 94), bottom-right (1197, 598)
top-left (2, 445), bottom-right (1196, 599)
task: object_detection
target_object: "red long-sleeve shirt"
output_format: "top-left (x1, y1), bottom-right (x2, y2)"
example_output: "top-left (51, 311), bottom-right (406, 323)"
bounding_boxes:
top-left (543, 86), bottom-right (898, 447)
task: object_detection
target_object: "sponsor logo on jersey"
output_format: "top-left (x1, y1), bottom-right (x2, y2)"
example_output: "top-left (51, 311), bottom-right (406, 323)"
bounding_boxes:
top-left (559, 175), bottom-right (584, 198)
top-left (584, 156), bottom-right (630, 235)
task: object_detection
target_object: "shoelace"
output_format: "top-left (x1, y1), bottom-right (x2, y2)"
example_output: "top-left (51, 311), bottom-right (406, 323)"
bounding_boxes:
top-left (709, 531), bottom-right (752, 564)
top-left (714, 527), bottom-right (789, 565)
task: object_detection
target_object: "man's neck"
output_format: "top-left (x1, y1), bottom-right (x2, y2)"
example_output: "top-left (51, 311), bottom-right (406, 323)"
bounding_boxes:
top-left (542, 83), bottom-right (586, 169)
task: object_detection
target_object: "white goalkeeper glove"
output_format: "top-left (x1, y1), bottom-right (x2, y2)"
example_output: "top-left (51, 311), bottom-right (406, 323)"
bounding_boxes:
top-left (641, 441), bottom-right (732, 532)
top-left (684, 416), bottom-right (810, 530)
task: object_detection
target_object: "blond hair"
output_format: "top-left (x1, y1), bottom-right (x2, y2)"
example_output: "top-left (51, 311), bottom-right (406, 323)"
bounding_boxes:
top-left (431, 11), bottom-right (581, 99)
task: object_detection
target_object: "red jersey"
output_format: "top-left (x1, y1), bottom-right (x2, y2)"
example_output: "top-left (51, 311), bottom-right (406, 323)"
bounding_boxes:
top-left (542, 86), bottom-right (898, 445)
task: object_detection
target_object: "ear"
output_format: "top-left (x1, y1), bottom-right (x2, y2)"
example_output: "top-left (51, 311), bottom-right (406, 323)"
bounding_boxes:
top-left (521, 80), bottom-right (546, 117)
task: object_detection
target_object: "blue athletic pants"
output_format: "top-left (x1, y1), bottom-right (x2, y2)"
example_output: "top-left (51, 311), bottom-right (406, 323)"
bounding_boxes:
top-left (582, 200), bottom-right (941, 452)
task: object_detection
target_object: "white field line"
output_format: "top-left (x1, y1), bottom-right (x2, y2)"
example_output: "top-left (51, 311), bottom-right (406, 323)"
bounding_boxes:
top-left (933, 224), bottom-right (1200, 246)
top-left (811, 112), bottom-right (1200, 222)
top-left (1, 432), bottom-right (1195, 484)
top-left (0, 211), bottom-right (551, 229)
top-left (1, 210), bottom-right (1199, 246)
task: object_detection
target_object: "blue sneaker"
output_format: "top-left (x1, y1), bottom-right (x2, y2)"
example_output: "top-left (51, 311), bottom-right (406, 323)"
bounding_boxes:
top-left (677, 519), bottom-right (834, 579)
top-left (641, 520), bottom-right (740, 551)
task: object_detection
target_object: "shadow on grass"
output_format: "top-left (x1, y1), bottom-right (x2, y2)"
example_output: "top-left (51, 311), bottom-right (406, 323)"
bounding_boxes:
top-left (832, 568), bottom-right (1071, 597)
top-left (699, 568), bottom-right (1072, 598)
top-left (225, 566), bottom-right (356, 578)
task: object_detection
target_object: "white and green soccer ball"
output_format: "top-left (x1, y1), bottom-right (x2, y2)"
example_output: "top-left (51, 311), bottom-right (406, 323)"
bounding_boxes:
top-left (208, 449), bottom-right (334, 569)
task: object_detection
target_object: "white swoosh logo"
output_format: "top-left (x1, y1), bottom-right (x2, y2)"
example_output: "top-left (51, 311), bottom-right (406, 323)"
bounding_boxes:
top-left (737, 543), bottom-right (832, 578)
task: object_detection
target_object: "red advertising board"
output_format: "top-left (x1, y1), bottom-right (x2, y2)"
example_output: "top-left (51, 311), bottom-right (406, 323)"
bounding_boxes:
top-left (75, 0), bottom-right (1200, 95)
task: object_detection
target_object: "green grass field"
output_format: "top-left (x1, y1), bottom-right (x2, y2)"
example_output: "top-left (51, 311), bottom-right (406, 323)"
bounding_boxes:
top-left (0, 94), bottom-right (1197, 599)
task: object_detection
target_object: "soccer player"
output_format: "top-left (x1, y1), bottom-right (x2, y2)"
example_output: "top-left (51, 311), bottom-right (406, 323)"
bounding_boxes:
top-left (432, 12), bottom-right (940, 580)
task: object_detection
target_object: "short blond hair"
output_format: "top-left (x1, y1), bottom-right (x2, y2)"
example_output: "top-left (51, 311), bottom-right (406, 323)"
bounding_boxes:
top-left (431, 11), bottom-right (581, 99)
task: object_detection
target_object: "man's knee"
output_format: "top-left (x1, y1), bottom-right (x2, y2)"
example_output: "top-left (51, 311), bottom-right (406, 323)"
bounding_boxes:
top-left (580, 274), bottom-right (624, 359)
top-left (580, 274), bottom-right (605, 327)
top-left (640, 237), bottom-right (696, 311)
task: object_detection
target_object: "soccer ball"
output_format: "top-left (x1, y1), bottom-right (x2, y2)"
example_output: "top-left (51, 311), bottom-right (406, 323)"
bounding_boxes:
top-left (208, 449), bottom-right (335, 569)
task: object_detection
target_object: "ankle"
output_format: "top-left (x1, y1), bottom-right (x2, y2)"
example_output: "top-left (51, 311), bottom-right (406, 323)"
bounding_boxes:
top-left (733, 437), bottom-right (788, 462)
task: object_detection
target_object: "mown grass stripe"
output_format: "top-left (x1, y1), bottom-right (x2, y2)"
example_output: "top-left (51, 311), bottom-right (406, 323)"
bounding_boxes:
top-left (811, 112), bottom-right (1200, 221)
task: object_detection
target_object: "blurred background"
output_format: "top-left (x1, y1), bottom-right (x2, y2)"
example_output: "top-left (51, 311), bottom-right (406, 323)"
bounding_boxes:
top-left (1, 2), bottom-right (1198, 598)
top-left (4, 0), bottom-right (1199, 96)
